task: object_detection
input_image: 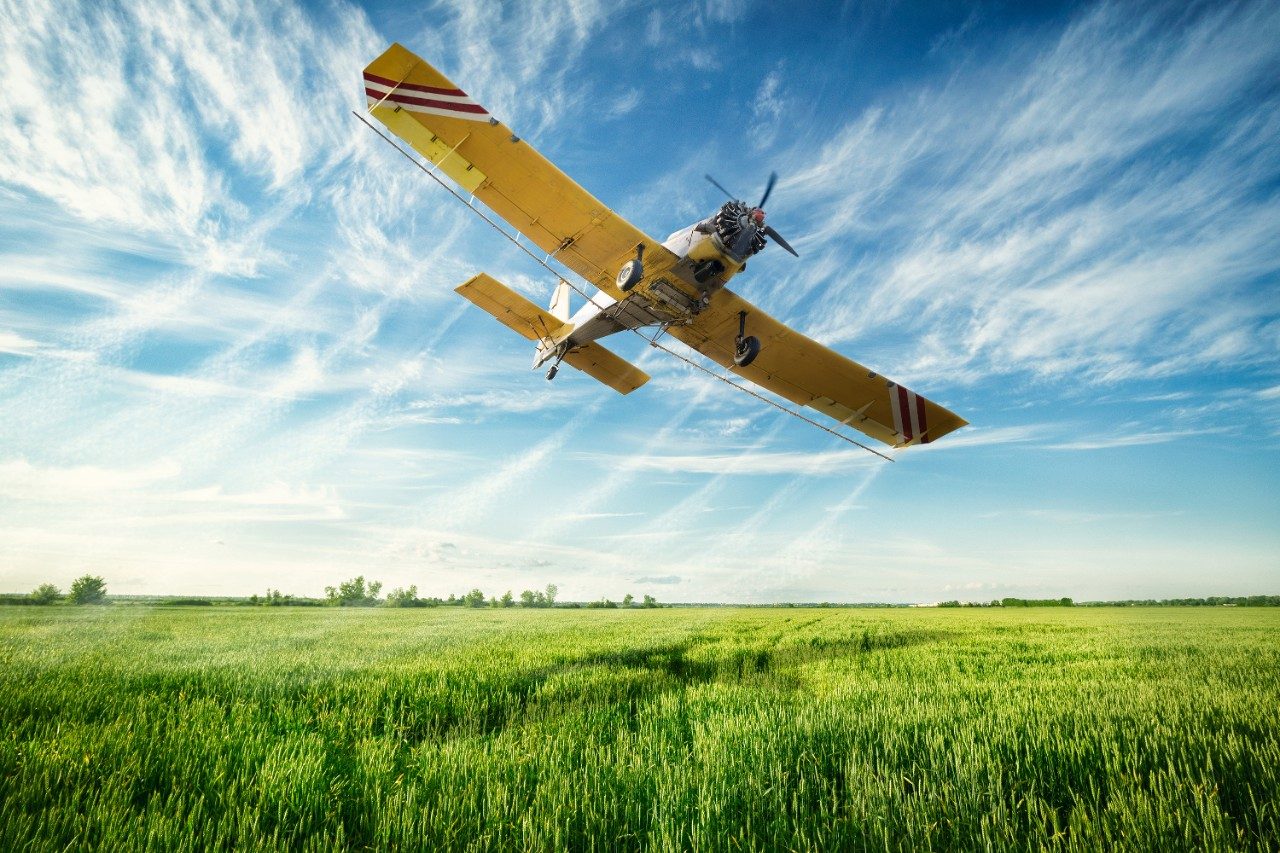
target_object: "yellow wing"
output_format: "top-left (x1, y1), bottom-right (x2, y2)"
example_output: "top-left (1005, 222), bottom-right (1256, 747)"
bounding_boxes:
top-left (363, 43), bottom-right (676, 300)
top-left (668, 290), bottom-right (968, 448)
top-left (454, 273), bottom-right (569, 343)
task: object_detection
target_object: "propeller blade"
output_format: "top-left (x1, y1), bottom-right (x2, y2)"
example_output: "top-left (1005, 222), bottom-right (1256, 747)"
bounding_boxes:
top-left (704, 174), bottom-right (737, 201)
top-left (763, 224), bottom-right (798, 257)
top-left (758, 171), bottom-right (778, 208)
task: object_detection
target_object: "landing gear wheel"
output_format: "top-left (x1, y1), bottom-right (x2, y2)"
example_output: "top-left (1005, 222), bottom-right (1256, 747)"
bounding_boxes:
top-left (734, 335), bottom-right (760, 368)
top-left (546, 364), bottom-right (559, 380)
top-left (618, 243), bottom-right (647, 292)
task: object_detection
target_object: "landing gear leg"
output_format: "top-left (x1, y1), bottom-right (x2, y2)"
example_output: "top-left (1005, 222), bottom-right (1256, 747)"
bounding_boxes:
top-left (734, 310), bottom-right (761, 368)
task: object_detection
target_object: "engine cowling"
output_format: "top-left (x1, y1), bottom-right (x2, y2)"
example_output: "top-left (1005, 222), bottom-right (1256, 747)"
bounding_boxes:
top-left (714, 202), bottom-right (766, 259)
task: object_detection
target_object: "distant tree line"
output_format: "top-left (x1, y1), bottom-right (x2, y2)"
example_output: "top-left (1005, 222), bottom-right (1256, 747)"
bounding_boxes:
top-left (0, 575), bottom-right (109, 606)
top-left (252, 578), bottom-right (662, 609)
top-left (999, 597), bottom-right (1075, 607)
top-left (1078, 595), bottom-right (1280, 607)
top-left (938, 596), bottom-right (1280, 608)
top-left (9, 576), bottom-right (1276, 609)
top-left (937, 598), bottom-right (1074, 608)
top-left (5, 574), bottom-right (666, 609)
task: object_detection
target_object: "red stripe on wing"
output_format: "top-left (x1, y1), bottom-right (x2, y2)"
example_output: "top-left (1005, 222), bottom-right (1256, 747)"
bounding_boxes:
top-left (897, 385), bottom-right (914, 442)
top-left (363, 71), bottom-right (467, 98)
top-left (364, 88), bottom-right (489, 115)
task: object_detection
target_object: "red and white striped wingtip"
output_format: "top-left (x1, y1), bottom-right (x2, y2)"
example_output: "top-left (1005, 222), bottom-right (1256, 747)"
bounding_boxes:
top-left (889, 383), bottom-right (933, 446)
top-left (363, 71), bottom-right (491, 121)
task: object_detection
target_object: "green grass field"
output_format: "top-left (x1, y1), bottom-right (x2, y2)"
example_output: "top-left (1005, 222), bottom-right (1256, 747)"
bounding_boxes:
top-left (1, 606), bottom-right (1277, 851)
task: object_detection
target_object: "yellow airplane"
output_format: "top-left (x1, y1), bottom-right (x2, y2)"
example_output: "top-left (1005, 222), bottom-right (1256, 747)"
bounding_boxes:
top-left (361, 43), bottom-right (967, 450)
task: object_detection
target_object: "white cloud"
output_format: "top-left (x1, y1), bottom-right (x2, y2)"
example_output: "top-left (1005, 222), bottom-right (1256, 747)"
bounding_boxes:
top-left (1043, 427), bottom-right (1227, 451)
top-left (0, 458), bottom-right (181, 500)
top-left (750, 66), bottom-right (785, 150)
top-left (0, 331), bottom-right (43, 356)
top-left (609, 447), bottom-right (884, 476)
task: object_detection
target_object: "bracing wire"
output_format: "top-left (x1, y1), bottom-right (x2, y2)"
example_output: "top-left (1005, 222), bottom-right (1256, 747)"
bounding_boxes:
top-left (353, 111), bottom-right (895, 463)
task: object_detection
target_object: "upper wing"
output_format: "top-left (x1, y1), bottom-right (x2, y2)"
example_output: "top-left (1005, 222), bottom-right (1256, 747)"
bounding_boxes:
top-left (668, 290), bottom-right (968, 448)
top-left (363, 43), bottom-right (676, 300)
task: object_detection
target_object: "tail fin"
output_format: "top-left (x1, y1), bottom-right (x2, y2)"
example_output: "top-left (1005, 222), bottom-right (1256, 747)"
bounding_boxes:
top-left (549, 279), bottom-right (571, 322)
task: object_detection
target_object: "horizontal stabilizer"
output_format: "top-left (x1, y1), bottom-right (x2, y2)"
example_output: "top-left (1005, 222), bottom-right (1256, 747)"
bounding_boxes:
top-left (455, 273), bottom-right (570, 342)
top-left (563, 343), bottom-right (649, 395)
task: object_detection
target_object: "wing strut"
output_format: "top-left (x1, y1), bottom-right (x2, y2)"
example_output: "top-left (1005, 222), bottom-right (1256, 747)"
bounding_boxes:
top-left (353, 111), bottom-right (894, 463)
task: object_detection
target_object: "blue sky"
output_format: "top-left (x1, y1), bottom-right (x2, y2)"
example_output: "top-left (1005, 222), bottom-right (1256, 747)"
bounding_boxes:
top-left (1, 0), bottom-right (1277, 603)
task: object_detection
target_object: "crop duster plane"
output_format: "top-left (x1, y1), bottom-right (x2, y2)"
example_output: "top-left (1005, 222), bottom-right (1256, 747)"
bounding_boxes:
top-left (360, 44), bottom-right (967, 451)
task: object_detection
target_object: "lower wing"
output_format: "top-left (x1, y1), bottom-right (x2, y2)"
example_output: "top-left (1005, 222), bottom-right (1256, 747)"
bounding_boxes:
top-left (669, 289), bottom-right (967, 448)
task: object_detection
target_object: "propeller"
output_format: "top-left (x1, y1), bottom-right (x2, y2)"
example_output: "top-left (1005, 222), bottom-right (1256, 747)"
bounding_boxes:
top-left (704, 173), bottom-right (736, 201)
top-left (763, 224), bottom-right (798, 257)
top-left (702, 172), bottom-right (799, 257)
top-left (758, 171), bottom-right (777, 208)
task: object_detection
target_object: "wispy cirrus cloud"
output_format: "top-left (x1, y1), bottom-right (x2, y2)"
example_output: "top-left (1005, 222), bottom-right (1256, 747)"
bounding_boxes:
top-left (603, 446), bottom-right (882, 476)
top-left (1044, 427), bottom-right (1229, 451)
top-left (775, 1), bottom-right (1280, 388)
top-left (1, 0), bottom-right (1276, 604)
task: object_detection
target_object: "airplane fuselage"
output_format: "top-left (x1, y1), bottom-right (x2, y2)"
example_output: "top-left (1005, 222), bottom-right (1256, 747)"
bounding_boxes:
top-left (534, 208), bottom-right (756, 368)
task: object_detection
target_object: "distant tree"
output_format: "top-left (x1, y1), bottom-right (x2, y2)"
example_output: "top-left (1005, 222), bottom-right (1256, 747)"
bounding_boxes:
top-left (385, 585), bottom-right (420, 608)
top-left (622, 593), bottom-right (634, 608)
top-left (500, 590), bottom-right (514, 608)
top-left (938, 600), bottom-right (962, 608)
top-left (463, 588), bottom-right (486, 608)
top-left (68, 575), bottom-right (107, 605)
top-left (325, 576), bottom-right (383, 607)
top-left (261, 588), bottom-right (295, 606)
top-left (30, 583), bottom-right (61, 605)
top-left (642, 594), bottom-right (658, 608)
top-left (518, 588), bottom-right (558, 608)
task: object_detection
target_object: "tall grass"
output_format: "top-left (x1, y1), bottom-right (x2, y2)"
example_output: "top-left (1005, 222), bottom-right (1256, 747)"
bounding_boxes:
top-left (1, 607), bottom-right (1276, 850)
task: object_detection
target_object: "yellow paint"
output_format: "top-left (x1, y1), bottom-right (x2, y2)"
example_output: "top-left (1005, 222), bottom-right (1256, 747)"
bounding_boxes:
top-left (371, 105), bottom-right (487, 194)
top-left (364, 43), bottom-right (677, 301)
top-left (454, 273), bottom-right (570, 343)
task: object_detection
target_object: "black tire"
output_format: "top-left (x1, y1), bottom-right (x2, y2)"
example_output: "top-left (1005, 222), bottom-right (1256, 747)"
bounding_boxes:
top-left (617, 259), bottom-right (643, 291)
top-left (734, 335), bottom-right (760, 368)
